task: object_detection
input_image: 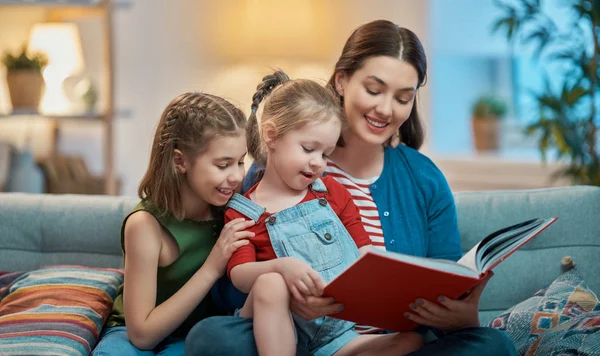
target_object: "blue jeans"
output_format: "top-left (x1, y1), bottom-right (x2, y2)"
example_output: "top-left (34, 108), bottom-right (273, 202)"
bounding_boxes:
top-left (185, 316), bottom-right (517, 356)
top-left (93, 326), bottom-right (185, 356)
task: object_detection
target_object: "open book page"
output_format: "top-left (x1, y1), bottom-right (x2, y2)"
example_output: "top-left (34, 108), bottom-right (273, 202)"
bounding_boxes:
top-left (457, 242), bottom-right (480, 271)
top-left (457, 217), bottom-right (557, 275)
top-left (369, 248), bottom-right (480, 278)
top-left (479, 217), bottom-right (557, 272)
top-left (477, 222), bottom-right (538, 256)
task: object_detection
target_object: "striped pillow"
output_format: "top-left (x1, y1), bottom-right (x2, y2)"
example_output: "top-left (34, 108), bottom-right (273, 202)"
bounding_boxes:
top-left (0, 266), bottom-right (123, 356)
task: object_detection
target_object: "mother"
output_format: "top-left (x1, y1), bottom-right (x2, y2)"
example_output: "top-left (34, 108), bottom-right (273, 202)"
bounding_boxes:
top-left (186, 20), bottom-right (516, 355)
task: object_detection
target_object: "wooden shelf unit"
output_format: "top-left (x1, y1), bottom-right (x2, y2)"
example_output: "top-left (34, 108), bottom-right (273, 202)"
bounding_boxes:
top-left (0, 0), bottom-right (117, 194)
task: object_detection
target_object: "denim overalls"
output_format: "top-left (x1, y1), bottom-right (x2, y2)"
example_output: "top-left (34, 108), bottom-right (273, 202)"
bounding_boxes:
top-left (227, 178), bottom-right (360, 356)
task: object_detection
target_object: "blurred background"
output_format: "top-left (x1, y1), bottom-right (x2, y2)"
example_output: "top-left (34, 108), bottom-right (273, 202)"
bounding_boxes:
top-left (0, 0), bottom-right (597, 196)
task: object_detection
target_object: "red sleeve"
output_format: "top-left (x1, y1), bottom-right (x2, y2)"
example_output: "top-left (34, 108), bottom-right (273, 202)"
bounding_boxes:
top-left (322, 177), bottom-right (371, 249)
top-left (225, 208), bottom-right (259, 279)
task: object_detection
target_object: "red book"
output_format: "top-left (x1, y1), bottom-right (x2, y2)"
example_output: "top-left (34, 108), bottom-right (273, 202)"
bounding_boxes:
top-left (323, 217), bottom-right (558, 332)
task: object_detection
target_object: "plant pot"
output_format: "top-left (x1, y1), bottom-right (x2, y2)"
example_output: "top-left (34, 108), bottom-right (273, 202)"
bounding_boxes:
top-left (6, 70), bottom-right (45, 112)
top-left (472, 116), bottom-right (500, 152)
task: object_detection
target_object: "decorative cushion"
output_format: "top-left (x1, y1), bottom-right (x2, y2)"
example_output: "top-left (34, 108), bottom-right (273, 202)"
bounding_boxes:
top-left (0, 266), bottom-right (123, 356)
top-left (488, 268), bottom-right (600, 354)
top-left (524, 310), bottom-right (600, 355)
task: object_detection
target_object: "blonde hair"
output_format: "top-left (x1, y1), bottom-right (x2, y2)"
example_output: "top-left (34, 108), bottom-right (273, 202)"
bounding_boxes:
top-left (139, 92), bottom-right (246, 220)
top-left (247, 71), bottom-right (343, 165)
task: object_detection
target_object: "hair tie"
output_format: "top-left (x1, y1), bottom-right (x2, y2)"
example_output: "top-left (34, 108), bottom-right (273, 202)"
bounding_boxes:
top-left (251, 109), bottom-right (257, 113)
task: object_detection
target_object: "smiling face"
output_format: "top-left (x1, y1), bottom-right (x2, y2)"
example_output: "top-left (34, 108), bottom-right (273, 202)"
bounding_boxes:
top-left (177, 133), bottom-right (247, 207)
top-left (266, 118), bottom-right (341, 192)
top-left (335, 55), bottom-right (419, 145)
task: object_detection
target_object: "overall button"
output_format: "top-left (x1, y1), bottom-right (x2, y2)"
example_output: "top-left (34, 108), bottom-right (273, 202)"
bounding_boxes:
top-left (319, 199), bottom-right (328, 206)
top-left (267, 216), bottom-right (277, 225)
top-left (383, 211), bottom-right (390, 217)
top-left (389, 239), bottom-right (395, 245)
top-left (324, 232), bottom-right (332, 240)
top-left (371, 184), bottom-right (377, 190)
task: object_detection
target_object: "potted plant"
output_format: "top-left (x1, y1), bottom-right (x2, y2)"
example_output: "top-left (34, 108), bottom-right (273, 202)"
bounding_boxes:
top-left (471, 95), bottom-right (507, 152)
top-left (2, 44), bottom-right (48, 112)
top-left (493, 0), bottom-right (600, 186)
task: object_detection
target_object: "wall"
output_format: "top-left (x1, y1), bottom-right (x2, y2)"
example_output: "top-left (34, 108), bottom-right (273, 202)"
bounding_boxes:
top-left (111, 0), bottom-right (431, 195)
top-left (1, 0), bottom-right (570, 194)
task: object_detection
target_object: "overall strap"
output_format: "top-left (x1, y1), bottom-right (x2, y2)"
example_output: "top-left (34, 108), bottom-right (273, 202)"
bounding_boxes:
top-left (310, 178), bottom-right (328, 193)
top-left (226, 193), bottom-right (265, 222)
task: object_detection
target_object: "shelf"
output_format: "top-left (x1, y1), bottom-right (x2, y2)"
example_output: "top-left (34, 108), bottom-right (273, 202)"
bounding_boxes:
top-left (0, 111), bottom-right (104, 121)
top-left (0, 108), bottom-right (131, 120)
top-left (0, 0), bottom-right (104, 7)
top-left (0, 0), bottom-right (131, 12)
top-left (1, 0), bottom-right (119, 195)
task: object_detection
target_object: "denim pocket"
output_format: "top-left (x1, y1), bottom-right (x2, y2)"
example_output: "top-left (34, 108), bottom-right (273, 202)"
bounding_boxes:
top-left (281, 220), bottom-right (343, 272)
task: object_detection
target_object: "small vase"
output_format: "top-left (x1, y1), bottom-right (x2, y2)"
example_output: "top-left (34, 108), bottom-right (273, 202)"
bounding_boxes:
top-left (6, 70), bottom-right (45, 113)
top-left (472, 116), bottom-right (500, 153)
top-left (6, 149), bottom-right (45, 194)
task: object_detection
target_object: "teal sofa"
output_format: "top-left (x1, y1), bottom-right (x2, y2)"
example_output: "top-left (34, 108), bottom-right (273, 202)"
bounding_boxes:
top-left (0, 186), bottom-right (599, 353)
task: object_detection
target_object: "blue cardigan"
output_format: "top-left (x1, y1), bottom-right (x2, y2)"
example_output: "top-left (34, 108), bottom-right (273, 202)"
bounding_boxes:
top-left (213, 145), bottom-right (462, 310)
top-left (243, 145), bottom-right (462, 260)
top-left (370, 146), bottom-right (462, 260)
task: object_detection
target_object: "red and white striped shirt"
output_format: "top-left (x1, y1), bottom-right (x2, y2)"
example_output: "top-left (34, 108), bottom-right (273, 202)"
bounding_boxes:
top-left (325, 161), bottom-right (385, 250)
top-left (326, 160), bottom-right (386, 334)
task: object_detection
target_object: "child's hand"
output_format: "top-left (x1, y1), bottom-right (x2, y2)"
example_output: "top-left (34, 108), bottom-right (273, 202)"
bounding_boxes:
top-left (276, 257), bottom-right (325, 304)
top-left (204, 218), bottom-right (255, 280)
top-left (290, 295), bottom-right (342, 321)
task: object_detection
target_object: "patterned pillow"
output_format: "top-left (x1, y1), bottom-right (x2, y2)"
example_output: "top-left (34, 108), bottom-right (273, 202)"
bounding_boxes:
top-left (0, 266), bottom-right (123, 356)
top-left (488, 268), bottom-right (600, 355)
top-left (525, 309), bottom-right (600, 355)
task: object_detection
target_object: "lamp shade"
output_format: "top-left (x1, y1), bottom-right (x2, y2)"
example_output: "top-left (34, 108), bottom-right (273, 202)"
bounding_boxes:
top-left (27, 22), bottom-right (85, 114)
top-left (28, 23), bottom-right (84, 76)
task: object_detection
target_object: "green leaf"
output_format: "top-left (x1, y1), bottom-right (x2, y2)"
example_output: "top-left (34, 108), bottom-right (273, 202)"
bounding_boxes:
top-left (550, 124), bottom-right (571, 155)
top-left (523, 27), bottom-right (552, 56)
top-left (2, 44), bottom-right (47, 72)
top-left (564, 85), bottom-right (589, 106)
top-left (539, 129), bottom-right (550, 162)
top-left (492, 17), bottom-right (519, 40)
top-left (537, 94), bottom-right (563, 112)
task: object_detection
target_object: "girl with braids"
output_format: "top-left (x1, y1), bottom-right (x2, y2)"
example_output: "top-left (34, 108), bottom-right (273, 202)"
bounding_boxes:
top-left (187, 20), bottom-right (516, 356)
top-left (219, 71), bottom-right (423, 356)
top-left (93, 92), bottom-right (255, 355)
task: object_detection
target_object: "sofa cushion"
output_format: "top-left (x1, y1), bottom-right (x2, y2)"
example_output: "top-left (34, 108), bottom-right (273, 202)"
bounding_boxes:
top-left (524, 310), bottom-right (600, 355)
top-left (488, 268), bottom-right (600, 354)
top-left (0, 265), bottom-right (123, 356)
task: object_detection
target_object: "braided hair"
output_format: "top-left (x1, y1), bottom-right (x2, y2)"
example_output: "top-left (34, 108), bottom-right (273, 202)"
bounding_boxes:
top-left (139, 92), bottom-right (246, 219)
top-left (247, 71), bottom-right (290, 165)
top-left (247, 70), bottom-right (342, 166)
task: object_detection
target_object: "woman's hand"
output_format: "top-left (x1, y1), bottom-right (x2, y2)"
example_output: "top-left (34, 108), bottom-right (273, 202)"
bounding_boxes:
top-left (204, 218), bottom-right (255, 280)
top-left (404, 271), bottom-right (494, 332)
top-left (276, 257), bottom-right (325, 304)
top-left (290, 295), bottom-right (343, 320)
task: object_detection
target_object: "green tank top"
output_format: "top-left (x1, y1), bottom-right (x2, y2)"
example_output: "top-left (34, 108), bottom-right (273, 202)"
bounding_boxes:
top-left (105, 201), bottom-right (225, 337)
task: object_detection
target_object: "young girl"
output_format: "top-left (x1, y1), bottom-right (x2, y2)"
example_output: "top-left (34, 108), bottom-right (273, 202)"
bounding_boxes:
top-left (93, 92), bottom-right (256, 355)
top-left (224, 71), bottom-right (423, 356)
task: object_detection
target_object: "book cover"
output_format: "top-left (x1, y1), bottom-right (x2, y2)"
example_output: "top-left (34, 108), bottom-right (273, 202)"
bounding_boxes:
top-left (323, 217), bottom-right (558, 332)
